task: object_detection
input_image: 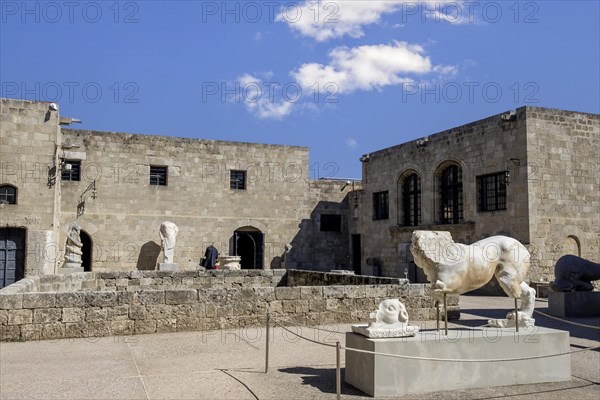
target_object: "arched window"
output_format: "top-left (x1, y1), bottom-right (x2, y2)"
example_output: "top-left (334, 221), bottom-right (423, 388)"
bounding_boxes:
top-left (402, 174), bottom-right (421, 226)
top-left (440, 165), bottom-right (463, 224)
top-left (0, 185), bottom-right (17, 205)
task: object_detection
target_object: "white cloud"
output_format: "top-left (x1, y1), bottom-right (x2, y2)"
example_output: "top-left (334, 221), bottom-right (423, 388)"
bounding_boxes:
top-left (292, 41), bottom-right (454, 94)
top-left (237, 74), bottom-right (294, 120)
top-left (276, 1), bottom-right (472, 42)
top-left (346, 138), bottom-right (358, 148)
top-left (253, 31), bottom-right (263, 41)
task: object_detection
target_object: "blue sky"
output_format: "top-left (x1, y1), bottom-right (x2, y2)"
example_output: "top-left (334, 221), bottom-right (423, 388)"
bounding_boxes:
top-left (1, 1), bottom-right (599, 178)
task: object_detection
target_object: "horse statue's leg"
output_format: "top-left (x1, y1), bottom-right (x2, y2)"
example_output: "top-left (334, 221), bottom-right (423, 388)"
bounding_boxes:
top-left (488, 266), bottom-right (536, 328)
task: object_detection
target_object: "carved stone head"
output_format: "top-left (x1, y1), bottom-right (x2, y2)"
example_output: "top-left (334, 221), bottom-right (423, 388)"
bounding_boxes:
top-left (370, 299), bottom-right (409, 325)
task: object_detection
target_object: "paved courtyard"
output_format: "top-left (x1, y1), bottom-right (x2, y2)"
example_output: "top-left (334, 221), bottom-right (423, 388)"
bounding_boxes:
top-left (0, 296), bottom-right (598, 399)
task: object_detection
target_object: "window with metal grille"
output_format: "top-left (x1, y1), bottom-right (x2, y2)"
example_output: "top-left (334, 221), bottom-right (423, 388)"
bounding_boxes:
top-left (149, 166), bottom-right (168, 186)
top-left (230, 170), bottom-right (246, 190)
top-left (440, 165), bottom-right (463, 224)
top-left (0, 185), bottom-right (17, 205)
top-left (478, 172), bottom-right (507, 212)
top-left (402, 174), bottom-right (421, 226)
top-left (320, 214), bottom-right (342, 231)
top-left (373, 191), bottom-right (389, 220)
top-left (61, 160), bottom-right (81, 181)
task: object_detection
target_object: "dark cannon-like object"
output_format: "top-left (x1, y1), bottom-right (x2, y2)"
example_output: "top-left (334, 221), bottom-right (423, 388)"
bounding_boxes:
top-left (549, 255), bottom-right (600, 292)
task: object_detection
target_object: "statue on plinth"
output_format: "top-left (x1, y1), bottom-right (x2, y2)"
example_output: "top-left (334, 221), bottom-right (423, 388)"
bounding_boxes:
top-left (410, 231), bottom-right (536, 328)
top-left (63, 222), bottom-right (83, 269)
top-left (549, 255), bottom-right (600, 292)
top-left (159, 221), bottom-right (179, 264)
top-left (352, 299), bottom-right (420, 338)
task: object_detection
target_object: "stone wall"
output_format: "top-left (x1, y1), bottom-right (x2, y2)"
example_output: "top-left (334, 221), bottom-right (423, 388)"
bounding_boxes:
top-left (0, 270), bottom-right (453, 342)
top-left (525, 108), bottom-right (600, 282)
top-left (0, 98), bottom-right (63, 277)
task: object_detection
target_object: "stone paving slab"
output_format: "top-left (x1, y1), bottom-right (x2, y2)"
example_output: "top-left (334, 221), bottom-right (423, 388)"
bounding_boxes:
top-left (0, 296), bottom-right (598, 399)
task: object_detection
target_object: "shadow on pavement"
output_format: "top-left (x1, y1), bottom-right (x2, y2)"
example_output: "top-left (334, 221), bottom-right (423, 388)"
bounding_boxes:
top-left (278, 366), bottom-right (366, 396)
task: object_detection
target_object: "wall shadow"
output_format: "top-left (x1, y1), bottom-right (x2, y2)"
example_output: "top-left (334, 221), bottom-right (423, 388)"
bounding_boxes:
top-left (136, 241), bottom-right (161, 270)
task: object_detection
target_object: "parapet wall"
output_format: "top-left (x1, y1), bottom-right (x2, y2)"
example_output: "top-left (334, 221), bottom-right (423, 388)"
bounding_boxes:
top-left (0, 270), bottom-right (457, 342)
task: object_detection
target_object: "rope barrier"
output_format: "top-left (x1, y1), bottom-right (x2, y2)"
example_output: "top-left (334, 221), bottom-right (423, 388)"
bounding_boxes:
top-left (533, 310), bottom-right (600, 330)
top-left (274, 322), bottom-right (337, 348)
top-left (342, 343), bottom-right (600, 363)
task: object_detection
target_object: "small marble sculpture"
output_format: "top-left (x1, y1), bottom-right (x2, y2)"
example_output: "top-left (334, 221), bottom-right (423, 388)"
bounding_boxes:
top-left (159, 221), bottom-right (179, 264)
top-left (63, 222), bottom-right (83, 269)
top-left (410, 231), bottom-right (536, 328)
top-left (352, 299), bottom-right (420, 338)
top-left (550, 255), bottom-right (600, 292)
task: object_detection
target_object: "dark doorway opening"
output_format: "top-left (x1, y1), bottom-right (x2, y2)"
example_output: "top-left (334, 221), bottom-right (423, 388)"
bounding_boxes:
top-left (351, 234), bottom-right (361, 275)
top-left (0, 228), bottom-right (26, 288)
top-left (80, 230), bottom-right (92, 272)
top-left (233, 228), bottom-right (264, 269)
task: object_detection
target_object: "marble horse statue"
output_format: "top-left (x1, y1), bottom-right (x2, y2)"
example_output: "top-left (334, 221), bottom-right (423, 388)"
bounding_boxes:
top-left (410, 231), bottom-right (536, 328)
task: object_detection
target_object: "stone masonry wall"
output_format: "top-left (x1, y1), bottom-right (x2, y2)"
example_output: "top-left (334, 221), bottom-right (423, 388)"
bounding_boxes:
top-left (525, 108), bottom-right (600, 283)
top-left (0, 270), bottom-right (453, 342)
top-left (0, 98), bottom-right (62, 276)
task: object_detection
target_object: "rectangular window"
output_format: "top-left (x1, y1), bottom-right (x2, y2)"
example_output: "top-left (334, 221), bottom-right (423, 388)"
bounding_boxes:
top-left (150, 166), bottom-right (168, 186)
top-left (320, 214), bottom-right (342, 232)
top-left (478, 172), bottom-right (507, 212)
top-left (230, 170), bottom-right (246, 190)
top-left (373, 191), bottom-right (389, 220)
top-left (61, 160), bottom-right (81, 181)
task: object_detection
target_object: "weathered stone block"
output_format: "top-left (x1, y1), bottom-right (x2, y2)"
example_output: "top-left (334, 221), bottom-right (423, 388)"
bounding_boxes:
top-left (134, 320), bottom-right (157, 334)
top-left (254, 287), bottom-right (275, 301)
top-left (41, 323), bottom-right (65, 340)
top-left (146, 305), bottom-right (171, 320)
top-left (33, 308), bottom-right (62, 324)
top-left (21, 324), bottom-right (42, 341)
top-left (86, 291), bottom-right (118, 307)
top-left (85, 321), bottom-right (111, 338)
top-left (137, 290), bottom-right (165, 305)
top-left (346, 286), bottom-right (366, 299)
top-left (0, 310), bottom-right (7, 325)
top-left (165, 289), bottom-right (197, 305)
top-left (129, 305), bottom-right (148, 320)
top-left (268, 301), bottom-right (283, 314)
top-left (108, 305), bottom-right (130, 320)
top-left (22, 293), bottom-right (56, 309)
top-left (0, 294), bottom-right (23, 310)
top-left (282, 300), bottom-right (296, 313)
top-left (111, 320), bottom-right (134, 336)
top-left (275, 287), bottom-right (301, 300)
top-left (0, 325), bottom-right (21, 341)
top-left (55, 292), bottom-right (86, 308)
top-left (323, 286), bottom-right (347, 298)
top-left (300, 286), bottom-right (323, 299)
top-left (86, 308), bottom-right (108, 322)
top-left (8, 309), bottom-right (33, 325)
top-left (65, 322), bottom-right (86, 338)
top-left (309, 299), bottom-right (327, 312)
top-left (62, 308), bottom-right (85, 323)
top-left (156, 318), bottom-right (177, 333)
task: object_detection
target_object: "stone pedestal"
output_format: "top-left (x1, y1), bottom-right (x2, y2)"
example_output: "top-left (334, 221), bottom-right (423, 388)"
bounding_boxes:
top-left (58, 267), bottom-right (84, 274)
top-left (345, 327), bottom-right (571, 397)
top-left (548, 291), bottom-right (600, 317)
top-left (219, 256), bottom-right (241, 270)
top-left (158, 263), bottom-right (179, 272)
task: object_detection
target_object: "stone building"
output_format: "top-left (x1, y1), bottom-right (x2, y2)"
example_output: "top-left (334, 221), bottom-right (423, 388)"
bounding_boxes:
top-left (350, 106), bottom-right (599, 286)
top-left (0, 98), bottom-right (354, 287)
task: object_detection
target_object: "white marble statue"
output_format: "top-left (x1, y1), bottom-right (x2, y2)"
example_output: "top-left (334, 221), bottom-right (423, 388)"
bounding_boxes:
top-left (410, 231), bottom-right (536, 328)
top-left (159, 221), bottom-right (179, 264)
top-left (63, 222), bottom-right (83, 269)
top-left (352, 299), bottom-right (420, 338)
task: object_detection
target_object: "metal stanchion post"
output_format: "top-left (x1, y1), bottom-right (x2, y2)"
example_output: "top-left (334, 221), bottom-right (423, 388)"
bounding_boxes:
top-left (265, 313), bottom-right (270, 373)
top-left (443, 292), bottom-right (448, 336)
top-left (336, 341), bottom-right (341, 400)
top-left (514, 298), bottom-right (519, 333)
top-left (435, 301), bottom-right (440, 332)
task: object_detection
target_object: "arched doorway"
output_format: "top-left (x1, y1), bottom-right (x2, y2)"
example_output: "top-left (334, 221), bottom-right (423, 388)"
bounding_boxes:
top-left (80, 230), bottom-right (93, 272)
top-left (233, 227), bottom-right (264, 269)
top-left (0, 228), bottom-right (26, 288)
